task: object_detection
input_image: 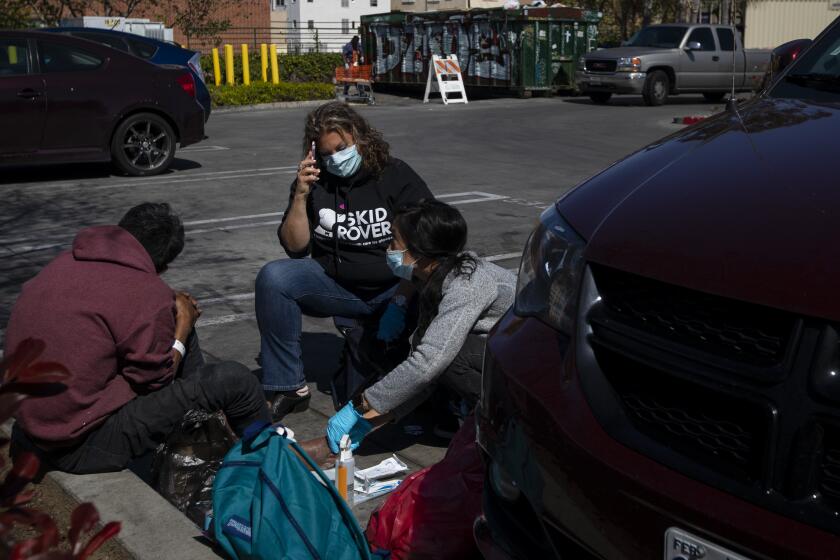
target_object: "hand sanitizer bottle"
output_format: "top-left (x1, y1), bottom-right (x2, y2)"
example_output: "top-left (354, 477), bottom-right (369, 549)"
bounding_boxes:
top-left (336, 434), bottom-right (355, 507)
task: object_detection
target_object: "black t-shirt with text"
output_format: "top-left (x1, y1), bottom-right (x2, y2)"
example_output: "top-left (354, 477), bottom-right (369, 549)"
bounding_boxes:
top-left (278, 158), bottom-right (432, 298)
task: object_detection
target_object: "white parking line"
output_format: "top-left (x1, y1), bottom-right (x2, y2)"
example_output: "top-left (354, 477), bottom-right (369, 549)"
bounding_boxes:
top-left (0, 166), bottom-right (298, 193)
top-left (194, 250), bottom-right (522, 328)
top-left (180, 145), bottom-right (230, 152)
top-left (0, 191), bottom-right (510, 255)
top-left (188, 220), bottom-right (283, 235)
top-left (88, 171), bottom-right (293, 191)
top-left (184, 212), bottom-right (285, 226)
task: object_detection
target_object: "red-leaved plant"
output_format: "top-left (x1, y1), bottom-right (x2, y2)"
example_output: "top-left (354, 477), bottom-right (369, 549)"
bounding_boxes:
top-left (0, 339), bottom-right (121, 559)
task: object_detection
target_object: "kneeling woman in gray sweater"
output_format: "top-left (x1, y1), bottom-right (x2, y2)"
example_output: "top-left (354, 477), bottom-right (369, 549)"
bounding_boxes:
top-left (325, 199), bottom-right (516, 452)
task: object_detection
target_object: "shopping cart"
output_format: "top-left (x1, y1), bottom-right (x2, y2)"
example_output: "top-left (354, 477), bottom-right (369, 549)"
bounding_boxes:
top-left (335, 64), bottom-right (375, 105)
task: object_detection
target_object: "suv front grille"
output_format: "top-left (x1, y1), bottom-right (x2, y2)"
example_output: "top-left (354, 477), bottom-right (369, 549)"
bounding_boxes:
top-left (820, 426), bottom-right (840, 509)
top-left (594, 344), bottom-right (769, 482)
top-left (578, 264), bottom-right (840, 535)
top-left (585, 59), bottom-right (617, 73)
top-left (593, 265), bottom-right (795, 368)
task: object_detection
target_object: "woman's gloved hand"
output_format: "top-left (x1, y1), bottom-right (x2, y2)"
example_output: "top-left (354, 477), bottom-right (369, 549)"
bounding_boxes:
top-left (326, 403), bottom-right (373, 453)
top-left (376, 302), bottom-right (407, 342)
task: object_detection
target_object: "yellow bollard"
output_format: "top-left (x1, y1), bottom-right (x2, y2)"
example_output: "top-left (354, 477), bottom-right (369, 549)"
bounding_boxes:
top-left (261, 44), bottom-right (268, 82)
top-left (224, 44), bottom-right (234, 86)
top-left (241, 44), bottom-right (250, 86)
top-left (270, 44), bottom-right (280, 85)
top-left (211, 47), bottom-right (222, 86)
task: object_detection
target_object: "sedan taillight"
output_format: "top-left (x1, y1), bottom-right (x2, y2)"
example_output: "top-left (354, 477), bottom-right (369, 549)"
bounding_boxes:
top-left (176, 72), bottom-right (196, 98)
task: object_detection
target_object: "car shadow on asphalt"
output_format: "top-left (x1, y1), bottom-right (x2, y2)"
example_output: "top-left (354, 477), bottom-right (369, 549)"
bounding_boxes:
top-left (0, 158), bottom-right (202, 185)
top-left (562, 95), bottom-right (722, 107)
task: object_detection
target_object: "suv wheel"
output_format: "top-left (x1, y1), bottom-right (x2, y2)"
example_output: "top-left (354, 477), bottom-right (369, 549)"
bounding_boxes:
top-left (111, 113), bottom-right (176, 177)
top-left (642, 70), bottom-right (669, 106)
top-left (703, 92), bottom-right (726, 102)
top-left (589, 92), bottom-right (612, 104)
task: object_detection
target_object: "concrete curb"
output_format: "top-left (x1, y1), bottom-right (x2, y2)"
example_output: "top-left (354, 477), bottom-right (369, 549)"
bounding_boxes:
top-left (1, 422), bottom-right (215, 560)
top-left (51, 469), bottom-right (216, 559)
top-left (213, 100), bottom-right (330, 114)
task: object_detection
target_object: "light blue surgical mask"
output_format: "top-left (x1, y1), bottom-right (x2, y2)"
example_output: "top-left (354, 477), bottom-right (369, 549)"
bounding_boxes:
top-left (324, 145), bottom-right (362, 177)
top-left (386, 249), bottom-right (415, 280)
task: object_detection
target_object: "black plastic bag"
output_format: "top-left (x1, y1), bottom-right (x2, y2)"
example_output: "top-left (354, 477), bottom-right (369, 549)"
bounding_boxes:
top-left (151, 409), bottom-right (236, 527)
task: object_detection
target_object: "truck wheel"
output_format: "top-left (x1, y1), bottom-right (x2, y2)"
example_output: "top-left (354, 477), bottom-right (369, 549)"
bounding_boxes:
top-left (642, 70), bottom-right (669, 106)
top-left (589, 92), bottom-right (612, 104)
top-left (111, 113), bottom-right (176, 177)
top-left (703, 92), bottom-right (726, 103)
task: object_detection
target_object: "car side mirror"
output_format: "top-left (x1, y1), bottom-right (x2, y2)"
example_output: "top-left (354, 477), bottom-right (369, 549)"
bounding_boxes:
top-left (684, 41), bottom-right (702, 51)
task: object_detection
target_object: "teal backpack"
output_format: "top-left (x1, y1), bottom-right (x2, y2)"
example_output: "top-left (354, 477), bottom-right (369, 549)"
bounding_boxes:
top-left (211, 423), bottom-right (380, 560)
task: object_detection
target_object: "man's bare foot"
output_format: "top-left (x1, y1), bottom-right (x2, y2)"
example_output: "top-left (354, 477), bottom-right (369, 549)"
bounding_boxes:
top-left (298, 436), bottom-right (337, 470)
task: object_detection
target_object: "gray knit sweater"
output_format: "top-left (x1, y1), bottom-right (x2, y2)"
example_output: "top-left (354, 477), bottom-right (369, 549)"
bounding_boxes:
top-left (364, 256), bottom-right (516, 414)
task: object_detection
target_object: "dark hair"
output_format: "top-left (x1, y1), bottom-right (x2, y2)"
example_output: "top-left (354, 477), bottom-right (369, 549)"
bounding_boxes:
top-left (393, 200), bottom-right (476, 337)
top-left (118, 202), bottom-right (185, 273)
top-left (303, 101), bottom-right (390, 176)
top-left (351, 35), bottom-right (360, 49)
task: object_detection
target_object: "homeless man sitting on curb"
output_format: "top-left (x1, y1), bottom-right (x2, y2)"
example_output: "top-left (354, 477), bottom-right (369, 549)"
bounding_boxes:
top-left (5, 203), bottom-right (274, 474)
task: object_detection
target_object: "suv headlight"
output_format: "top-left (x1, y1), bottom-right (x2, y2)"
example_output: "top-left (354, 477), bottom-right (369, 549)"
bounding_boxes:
top-left (514, 207), bottom-right (585, 334)
top-left (616, 56), bottom-right (641, 72)
top-left (577, 56), bottom-right (586, 70)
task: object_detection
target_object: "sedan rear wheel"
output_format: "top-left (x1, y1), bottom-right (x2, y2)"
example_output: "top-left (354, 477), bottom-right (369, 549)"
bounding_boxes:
top-left (111, 113), bottom-right (176, 176)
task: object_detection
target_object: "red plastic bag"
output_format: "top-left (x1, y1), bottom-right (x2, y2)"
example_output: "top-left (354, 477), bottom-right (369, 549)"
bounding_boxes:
top-left (366, 415), bottom-right (484, 560)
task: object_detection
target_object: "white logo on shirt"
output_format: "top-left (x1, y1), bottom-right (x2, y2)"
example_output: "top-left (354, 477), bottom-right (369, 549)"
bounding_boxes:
top-left (314, 207), bottom-right (392, 246)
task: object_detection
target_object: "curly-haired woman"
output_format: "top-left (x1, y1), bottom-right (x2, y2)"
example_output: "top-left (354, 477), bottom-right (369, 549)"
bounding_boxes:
top-left (256, 101), bottom-right (433, 419)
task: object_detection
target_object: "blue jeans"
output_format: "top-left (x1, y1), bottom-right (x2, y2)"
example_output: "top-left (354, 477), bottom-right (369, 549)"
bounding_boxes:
top-left (255, 258), bottom-right (396, 391)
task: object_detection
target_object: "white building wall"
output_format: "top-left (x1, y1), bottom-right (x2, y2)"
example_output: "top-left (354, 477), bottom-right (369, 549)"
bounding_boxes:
top-left (745, 0), bottom-right (839, 48)
top-left (274, 0), bottom-right (391, 52)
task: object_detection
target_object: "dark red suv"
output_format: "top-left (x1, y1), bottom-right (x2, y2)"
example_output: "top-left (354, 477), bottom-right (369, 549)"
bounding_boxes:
top-left (476, 16), bottom-right (840, 560)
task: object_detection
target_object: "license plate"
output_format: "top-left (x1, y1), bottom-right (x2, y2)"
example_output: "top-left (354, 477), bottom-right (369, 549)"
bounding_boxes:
top-left (589, 77), bottom-right (602, 85)
top-left (664, 528), bottom-right (751, 560)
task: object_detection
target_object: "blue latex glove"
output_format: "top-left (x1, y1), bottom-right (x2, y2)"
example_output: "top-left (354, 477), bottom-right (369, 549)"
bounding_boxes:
top-left (326, 402), bottom-right (373, 453)
top-left (376, 302), bottom-right (407, 342)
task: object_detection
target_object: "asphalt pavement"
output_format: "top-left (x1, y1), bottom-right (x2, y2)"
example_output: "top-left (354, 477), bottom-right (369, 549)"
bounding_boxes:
top-left (0, 92), bottom-right (722, 524)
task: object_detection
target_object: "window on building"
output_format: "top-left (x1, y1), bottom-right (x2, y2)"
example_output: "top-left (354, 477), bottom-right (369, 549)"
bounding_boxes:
top-left (308, 20), bottom-right (314, 29)
top-left (686, 27), bottom-right (716, 52)
top-left (0, 39), bottom-right (29, 76)
top-left (370, 0), bottom-right (377, 5)
top-left (716, 28), bottom-right (735, 52)
top-left (38, 42), bottom-right (103, 73)
top-left (341, 0), bottom-right (349, 7)
top-left (342, 19), bottom-right (350, 34)
top-left (293, 19), bottom-right (298, 28)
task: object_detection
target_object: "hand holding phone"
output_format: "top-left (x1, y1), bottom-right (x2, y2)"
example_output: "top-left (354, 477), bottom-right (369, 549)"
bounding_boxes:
top-left (295, 140), bottom-right (320, 196)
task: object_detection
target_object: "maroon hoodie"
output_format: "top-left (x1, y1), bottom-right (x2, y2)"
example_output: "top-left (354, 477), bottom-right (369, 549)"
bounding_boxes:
top-left (4, 225), bottom-right (177, 444)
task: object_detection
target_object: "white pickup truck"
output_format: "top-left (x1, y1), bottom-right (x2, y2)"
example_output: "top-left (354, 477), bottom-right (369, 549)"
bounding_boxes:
top-left (576, 24), bottom-right (771, 105)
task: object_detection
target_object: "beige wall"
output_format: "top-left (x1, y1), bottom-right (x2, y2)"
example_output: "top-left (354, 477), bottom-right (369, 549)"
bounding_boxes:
top-left (745, 0), bottom-right (839, 48)
top-left (270, 8), bottom-right (289, 52)
top-left (395, 0), bottom-right (503, 13)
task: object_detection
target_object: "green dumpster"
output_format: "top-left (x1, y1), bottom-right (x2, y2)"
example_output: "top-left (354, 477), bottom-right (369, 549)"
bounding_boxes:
top-left (360, 7), bottom-right (601, 95)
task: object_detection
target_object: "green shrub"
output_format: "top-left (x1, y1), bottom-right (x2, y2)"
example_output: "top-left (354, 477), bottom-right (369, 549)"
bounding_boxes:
top-left (208, 81), bottom-right (335, 107)
top-left (201, 51), bottom-right (343, 85)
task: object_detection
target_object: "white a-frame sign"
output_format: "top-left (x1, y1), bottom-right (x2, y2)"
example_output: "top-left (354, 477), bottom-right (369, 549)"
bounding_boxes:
top-left (423, 55), bottom-right (468, 105)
